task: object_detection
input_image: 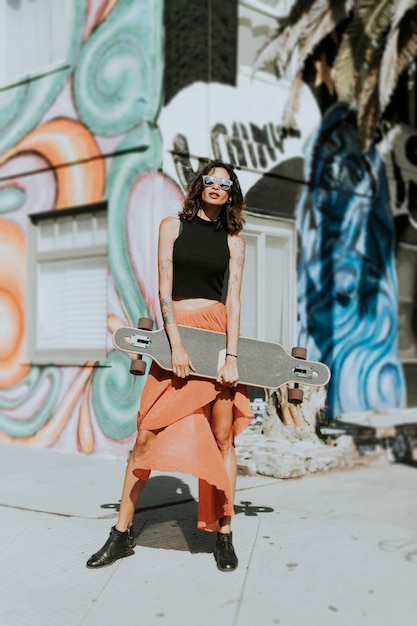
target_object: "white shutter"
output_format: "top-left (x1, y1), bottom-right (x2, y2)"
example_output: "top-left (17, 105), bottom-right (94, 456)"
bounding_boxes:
top-left (240, 233), bottom-right (259, 337)
top-left (27, 204), bottom-right (108, 364)
top-left (265, 233), bottom-right (291, 342)
top-left (37, 257), bottom-right (107, 350)
top-left (241, 215), bottom-right (296, 348)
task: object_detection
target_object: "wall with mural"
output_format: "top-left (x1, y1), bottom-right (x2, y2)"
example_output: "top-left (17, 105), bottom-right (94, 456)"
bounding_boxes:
top-left (0, 0), bottom-right (411, 455)
top-left (297, 103), bottom-right (406, 418)
top-left (0, 0), bottom-right (171, 455)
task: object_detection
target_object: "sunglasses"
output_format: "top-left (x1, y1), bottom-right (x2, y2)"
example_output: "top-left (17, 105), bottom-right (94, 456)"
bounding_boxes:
top-left (202, 175), bottom-right (233, 191)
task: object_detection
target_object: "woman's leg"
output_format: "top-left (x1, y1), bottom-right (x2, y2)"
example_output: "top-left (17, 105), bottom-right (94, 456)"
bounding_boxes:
top-left (86, 429), bottom-right (156, 568)
top-left (210, 389), bottom-right (239, 571)
top-left (114, 429), bottom-right (156, 530)
top-left (210, 390), bottom-right (236, 531)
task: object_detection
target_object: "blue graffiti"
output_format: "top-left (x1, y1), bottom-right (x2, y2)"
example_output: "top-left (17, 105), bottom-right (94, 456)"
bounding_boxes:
top-left (297, 103), bottom-right (406, 418)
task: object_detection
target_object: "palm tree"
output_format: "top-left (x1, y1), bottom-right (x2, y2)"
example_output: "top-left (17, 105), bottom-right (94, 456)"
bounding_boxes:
top-left (255, 0), bottom-right (417, 151)
top-left (250, 1), bottom-right (417, 444)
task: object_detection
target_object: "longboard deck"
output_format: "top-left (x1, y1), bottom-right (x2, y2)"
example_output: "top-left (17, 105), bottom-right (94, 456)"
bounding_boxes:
top-left (113, 325), bottom-right (331, 390)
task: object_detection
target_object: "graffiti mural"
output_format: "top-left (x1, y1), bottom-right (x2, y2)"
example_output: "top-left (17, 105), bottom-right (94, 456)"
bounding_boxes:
top-left (297, 103), bottom-right (406, 417)
top-left (0, 0), bottom-right (182, 455)
top-left (0, 0), bottom-right (410, 458)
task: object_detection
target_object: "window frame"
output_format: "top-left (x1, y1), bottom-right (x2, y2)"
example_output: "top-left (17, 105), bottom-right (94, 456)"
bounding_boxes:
top-left (26, 201), bottom-right (109, 366)
top-left (240, 211), bottom-right (297, 349)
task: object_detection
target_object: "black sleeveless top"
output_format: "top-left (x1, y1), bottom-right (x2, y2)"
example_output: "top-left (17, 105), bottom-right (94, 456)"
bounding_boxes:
top-left (172, 216), bottom-right (230, 301)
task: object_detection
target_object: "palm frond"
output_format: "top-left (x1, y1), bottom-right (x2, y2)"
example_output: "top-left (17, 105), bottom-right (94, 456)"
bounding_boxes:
top-left (360, 0), bottom-right (393, 40)
top-left (254, 0), bottom-right (417, 153)
top-left (255, 0), bottom-right (354, 77)
top-left (282, 71), bottom-right (304, 128)
top-left (254, 0), bottom-right (314, 76)
top-left (357, 45), bottom-right (384, 150)
top-left (334, 0), bottom-right (393, 102)
top-left (295, 3), bottom-right (352, 73)
top-left (379, 29), bottom-right (401, 111)
top-left (391, 0), bottom-right (417, 30)
top-left (379, 7), bottom-right (417, 111)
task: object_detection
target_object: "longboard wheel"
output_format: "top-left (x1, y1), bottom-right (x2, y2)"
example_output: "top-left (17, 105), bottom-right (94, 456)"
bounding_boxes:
top-left (288, 387), bottom-right (303, 404)
top-left (291, 346), bottom-right (307, 360)
top-left (130, 357), bottom-right (147, 376)
top-left (137, 317), bottom-right (153, 330)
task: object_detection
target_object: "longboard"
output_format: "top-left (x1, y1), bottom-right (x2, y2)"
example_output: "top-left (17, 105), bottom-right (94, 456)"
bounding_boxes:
top-left (113, 324), bottom-right (330, 392)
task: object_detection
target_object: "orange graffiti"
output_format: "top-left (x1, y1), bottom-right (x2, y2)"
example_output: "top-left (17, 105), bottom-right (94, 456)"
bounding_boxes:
top-left (108, 313), bottom-right (128, 334)
top-left (0, 118), bottom-right (105, 209)
top-left (0, 219), bottom-right (29, 386)
top-left (95, 0), bottom-right (119, 25)
top-left (0, 361), bottom-right (97, 447)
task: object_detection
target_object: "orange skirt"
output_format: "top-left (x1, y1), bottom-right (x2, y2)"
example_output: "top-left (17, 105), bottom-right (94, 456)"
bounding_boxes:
top-left (132, 302), bottom-right (254, 532)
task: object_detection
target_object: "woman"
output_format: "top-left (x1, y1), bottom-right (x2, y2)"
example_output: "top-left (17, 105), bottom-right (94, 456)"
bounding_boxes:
top-left (87, 161), bottom-right (253, 572)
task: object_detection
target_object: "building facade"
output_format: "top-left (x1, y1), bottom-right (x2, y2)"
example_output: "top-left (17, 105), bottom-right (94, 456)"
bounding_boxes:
top-left (0, 0), bottom-right (415, 456)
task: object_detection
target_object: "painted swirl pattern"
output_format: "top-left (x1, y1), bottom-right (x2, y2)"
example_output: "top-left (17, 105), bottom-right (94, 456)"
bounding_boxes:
top-left (73, 0), bottom-right (163, 136)
top-left (0, 0), bottom-right (165, 455)
top-left (297, 103), bottom-right (406, 418)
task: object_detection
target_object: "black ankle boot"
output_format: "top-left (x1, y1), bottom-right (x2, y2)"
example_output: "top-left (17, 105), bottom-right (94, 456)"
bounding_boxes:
top-left (86, 526), bottom-right (135, 569)
top-left (214, 532), bottom-right (238, 572)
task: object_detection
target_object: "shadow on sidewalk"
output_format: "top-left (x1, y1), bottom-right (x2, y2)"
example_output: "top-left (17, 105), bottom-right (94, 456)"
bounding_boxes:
top-left (99, 475), bottom-right (274, 554)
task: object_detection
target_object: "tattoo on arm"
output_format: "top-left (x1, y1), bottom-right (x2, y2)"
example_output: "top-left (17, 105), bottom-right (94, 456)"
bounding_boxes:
top-left (159, 257), bottom-right (172, 281)
top-left (227, 237), bottom-right (244, 296)
top-left (228, 272), bottom-right (238, 296)
top-left (160, 298), bottom-right (176, 325)
top-left (232, 237), bottom-right (244, 269)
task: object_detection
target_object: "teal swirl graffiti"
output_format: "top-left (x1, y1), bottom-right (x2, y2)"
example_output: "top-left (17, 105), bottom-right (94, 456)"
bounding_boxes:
top-left (0, 85), bottom-right (27, 144)
top-left (0, 0), bottom-right (86, 153)
top-left (93, 123), bottom-right (162, 439)
top-left (107, 122), bottom-right (162, 324)
top-left (0, 186), bottom-right (26, 213)
top-left (73, 0), bottom-right (163, 136)
top-left (0, 367), bottom-right (61, 438)
top-left (92, 350), bottom-right (148, 439)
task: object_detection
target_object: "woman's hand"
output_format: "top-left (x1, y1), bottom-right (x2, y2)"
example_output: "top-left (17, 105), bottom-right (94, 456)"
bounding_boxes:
top-left (171, 344), bottom-right (195, 379)
top-left (216, 357), bottom-right (239, 388)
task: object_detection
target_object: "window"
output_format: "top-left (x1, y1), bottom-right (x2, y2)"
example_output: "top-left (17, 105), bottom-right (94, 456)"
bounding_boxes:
top-left (27, 202), bottom-right (108, 365)
top-left (0, 0), bottom-right (71, 86)
top-left (397, 243), bottom-right (417, 361)
top-left (240, 213), bottom-right (297, 348)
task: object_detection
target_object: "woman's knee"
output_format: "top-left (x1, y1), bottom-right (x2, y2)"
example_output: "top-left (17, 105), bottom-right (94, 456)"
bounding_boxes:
top-left (132, 429), bottom-right (155, 457)
top-left (212, 426), bottom-right (234, 452)
top-left (211, 400), bottom-right (234, 450)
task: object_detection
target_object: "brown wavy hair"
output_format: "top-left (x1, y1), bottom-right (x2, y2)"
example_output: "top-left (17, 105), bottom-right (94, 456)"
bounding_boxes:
top-left (178, 161), bottom-right (245, 235)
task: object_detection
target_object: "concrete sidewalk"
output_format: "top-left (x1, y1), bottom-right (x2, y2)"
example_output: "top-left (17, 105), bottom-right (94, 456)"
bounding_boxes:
top-left (0, 441), bottom-right (416, 626)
